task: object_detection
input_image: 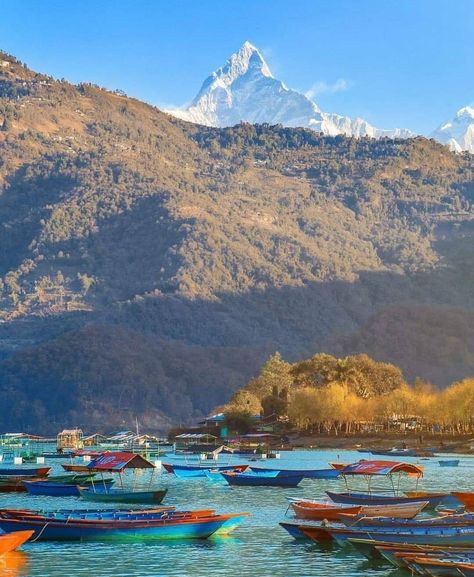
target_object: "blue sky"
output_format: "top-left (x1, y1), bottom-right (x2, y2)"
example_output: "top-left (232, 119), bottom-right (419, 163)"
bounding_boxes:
top-left (0, 0), bottom-right (472, 133)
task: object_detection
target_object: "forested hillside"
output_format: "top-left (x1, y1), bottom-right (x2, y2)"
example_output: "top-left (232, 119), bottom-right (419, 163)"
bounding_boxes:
top-left (0, 51), bottom-right (473, 432)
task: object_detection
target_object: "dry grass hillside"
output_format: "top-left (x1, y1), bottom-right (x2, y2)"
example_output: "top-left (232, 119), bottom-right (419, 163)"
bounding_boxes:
top-left (0, 51), bottom-right (473, 431)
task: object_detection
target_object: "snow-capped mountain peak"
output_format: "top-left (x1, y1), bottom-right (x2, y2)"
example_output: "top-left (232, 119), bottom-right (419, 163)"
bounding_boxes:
top-left (167, 42), bottom-right (411, 140)
top-left (432, 106), bottom-right (474, 153)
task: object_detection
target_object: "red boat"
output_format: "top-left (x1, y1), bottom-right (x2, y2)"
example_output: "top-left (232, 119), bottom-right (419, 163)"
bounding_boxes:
top-left (0, 476), bottom-right (45, 493)
top-left (291, 502), bottom-right (362, 521)
top-left (0, 531), bottom-right (33, 554)
top-left (452, 492), bottom-right (474, 511)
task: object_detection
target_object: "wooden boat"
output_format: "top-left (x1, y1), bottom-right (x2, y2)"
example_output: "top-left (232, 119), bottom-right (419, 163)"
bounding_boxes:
top-left (303, 524), bottom-right (474, 547)
top-left (0, 467), bottom-right (50, 477)
top-left (292, 498), bottom-right (428, 519)
top-left (402, 555), bottom-right (474, 576)
top-left (166, 463), bottom-right (248, 478)
top-left (0, 510), bottom-right (248, 541)
top-left (45, 473), bottom-right (97, 484)
top-left (62, 464), bottom-right (91, 473)
top-left (222, 471), bottom-right (304, 487)
top-left (327, 490), bottom-right (443, 508)
top-left (0, 531), bottom-right (33, 554)
top-left (250, 466), bottom-right (340, 479)
top-left (329, 463), bottom-right (348, 470)
top-left (452, 492), bottom-right (474, 511)
top-left (348, 538), bottom-right (474, 565)
top-left (24, 481), bottom-right (83, 497)
top-left (337, 512), bottom-right (474, 528)
top-left (439, 459), bottom-right (460, 467)
top-left (79, 487), bottom-right (168, 504)
top-left (279, 521), bottom-right (318, 540)
top-left (291, 502), bottom-right (362, 521)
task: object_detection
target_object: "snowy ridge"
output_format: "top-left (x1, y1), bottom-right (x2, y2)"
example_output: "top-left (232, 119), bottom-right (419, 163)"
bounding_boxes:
top-left (431, 106), bottom-right (474, 153)
top-left (168, 41), bottom-right (413, 139)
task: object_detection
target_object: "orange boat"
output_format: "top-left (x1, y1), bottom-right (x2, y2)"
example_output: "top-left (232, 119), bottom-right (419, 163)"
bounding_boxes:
top-left (291, 502), bottom-right (362, 521)
top-left (452, 492), bottom-right (474, 511)
top-left (329, 463), bottom-right (348, 470)
top-left (0, 531), bottom-right (33, 555)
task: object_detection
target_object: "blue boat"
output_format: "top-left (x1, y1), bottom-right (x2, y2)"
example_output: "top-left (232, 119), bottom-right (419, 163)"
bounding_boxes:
top-left (0, 509), bottom-right (249, 541)
top-left (164, 463), bottom-right (248, 478)
top-left (279, 521), bottom-right (311, 540)
top-left (250, 466), bottom-right (340, 479)
top-left (439, 459), bottom-right (460, 467)
top-left (222, 471), bottom-right (304, 487)
top-left (79, 487), bottom-right (167, 504)
top-left (326, 491), bottom-right (446, 508)
top-left (0, 466), bottom-right (50, 477)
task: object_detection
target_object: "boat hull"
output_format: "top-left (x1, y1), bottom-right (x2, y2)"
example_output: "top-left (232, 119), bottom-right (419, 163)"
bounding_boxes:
top-left (222, 472), bottom-right (303, 487)
top-left (327, 491), bottom-right (442, 509)
top-left (23, 481), bottom-right (82, 497)
top-left (307, 525), bottom-right (474, 547)
top-left (291, 502), bottom-right (362, 521)
top-left (79, 488), bottom-right (168, 504)
top-left (0, 467), bottom-right (50, 477)
top-left (0, 513), bottom-right (246, 541)
top-left (250, 467), bottom-right (340, 479)
top-left (0, 530), bottom-right (34, 554)
top-left (452, 492), bottom-right (474, 511)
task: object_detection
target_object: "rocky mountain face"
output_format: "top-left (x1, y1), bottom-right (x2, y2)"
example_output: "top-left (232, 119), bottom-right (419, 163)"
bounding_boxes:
top-left (432, 106), bottom-right (474, 153)
top-left (0, 51), bottom-right (473, 432)
top-left (170, 42), bottom-right (413, 139)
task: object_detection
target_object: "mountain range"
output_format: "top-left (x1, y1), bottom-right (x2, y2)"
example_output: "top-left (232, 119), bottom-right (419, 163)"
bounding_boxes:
top-left (0, 50), bottom-right (473, 433)
top-left (170, 42), bottom-right (473, 153)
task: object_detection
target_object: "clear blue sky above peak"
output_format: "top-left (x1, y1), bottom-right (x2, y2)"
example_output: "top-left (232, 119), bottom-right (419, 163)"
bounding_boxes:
top-left (0, 0), bottom-right (472, 133)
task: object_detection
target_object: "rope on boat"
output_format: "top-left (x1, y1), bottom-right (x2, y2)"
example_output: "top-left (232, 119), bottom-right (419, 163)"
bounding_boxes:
top-left (30, 522), bottom-right (51, 543)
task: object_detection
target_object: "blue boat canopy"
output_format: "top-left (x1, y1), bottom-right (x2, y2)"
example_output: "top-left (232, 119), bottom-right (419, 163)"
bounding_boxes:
top-left (87, 452), bottom-right (155, 472)
top-left (341, 460), bottom-right (423, 477)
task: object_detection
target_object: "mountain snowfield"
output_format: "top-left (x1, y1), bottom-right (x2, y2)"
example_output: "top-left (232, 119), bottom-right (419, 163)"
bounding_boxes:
top-left (431, 106), bottom-right (474, 153)
top-left (168, 41), bottom-right (473, 152)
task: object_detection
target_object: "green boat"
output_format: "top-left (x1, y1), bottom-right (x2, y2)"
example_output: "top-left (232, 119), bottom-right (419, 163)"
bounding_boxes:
top-left (79, 487), bottom-right (168, 504)
top-left (47, 473), bottom-right (97, 484)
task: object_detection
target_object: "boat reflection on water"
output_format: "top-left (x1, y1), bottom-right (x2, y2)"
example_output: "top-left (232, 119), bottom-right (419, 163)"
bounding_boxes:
top-left (0, 551), bottom-right (28, 577)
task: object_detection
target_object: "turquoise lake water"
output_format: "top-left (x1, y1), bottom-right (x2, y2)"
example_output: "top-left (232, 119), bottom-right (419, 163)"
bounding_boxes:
top-left (1, 448), bottom-right (473, 577)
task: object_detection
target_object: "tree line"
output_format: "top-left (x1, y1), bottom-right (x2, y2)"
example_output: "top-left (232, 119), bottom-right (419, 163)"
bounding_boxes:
top-left (220, 352), bottom-right (474, 434)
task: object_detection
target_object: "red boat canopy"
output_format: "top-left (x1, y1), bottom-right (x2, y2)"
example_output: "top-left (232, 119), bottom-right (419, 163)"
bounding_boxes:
top-left (87, 452), bottom-right (155, 472)
top-left (341, 460), bottom-right (423, 477)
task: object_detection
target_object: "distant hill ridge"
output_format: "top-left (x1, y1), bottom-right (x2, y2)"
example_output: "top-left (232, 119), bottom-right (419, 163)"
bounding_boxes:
top-left (0, 50), bottom-right (473, 432)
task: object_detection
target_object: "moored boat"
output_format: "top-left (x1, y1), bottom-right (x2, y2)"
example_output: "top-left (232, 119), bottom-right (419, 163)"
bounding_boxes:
top-left (166, 463), bottom-right (248, 479)
top-left (327, 490), bottom-right (441, 508)
top-left (0, 509), bottom-right (249, 541)
top-left (439, 459), bottom-right (460, 467)
top-left (292, 498), bottom-right (428, 519)
top-left (452, 492), bottom-right (474, 511)
top-left (222, 471), bottom-right (304, 487)
top-left (0, 467), bottom-right (50, 477)
top-left (250, 466), bottom-right (340, 479)
top-left (0, 530), bottom-right (34, 554)
top-left (79, 487), bottom-right (168, 504)
top-left (303, 524), bottom-right (474, 547)
top-left (291, 502), bottom-right (362, 521)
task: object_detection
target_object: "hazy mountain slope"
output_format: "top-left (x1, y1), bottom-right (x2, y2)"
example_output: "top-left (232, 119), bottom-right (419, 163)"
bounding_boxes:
top-left (0, 51), bottom-right (473, 432)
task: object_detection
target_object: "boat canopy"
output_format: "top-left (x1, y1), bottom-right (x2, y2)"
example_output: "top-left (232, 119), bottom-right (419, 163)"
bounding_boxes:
top-left (87, 452), bottom-right (155, 472)
top-left (341, 460), bottom-right (423, 477)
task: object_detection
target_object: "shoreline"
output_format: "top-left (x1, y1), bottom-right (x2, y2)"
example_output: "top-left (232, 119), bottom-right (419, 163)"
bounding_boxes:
top-left (287, 433), bottom-right (474, 454)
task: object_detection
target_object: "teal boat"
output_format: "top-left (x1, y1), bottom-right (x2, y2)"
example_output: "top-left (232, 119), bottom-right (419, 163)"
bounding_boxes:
top-left (79, 487), bottom-right (168, 504)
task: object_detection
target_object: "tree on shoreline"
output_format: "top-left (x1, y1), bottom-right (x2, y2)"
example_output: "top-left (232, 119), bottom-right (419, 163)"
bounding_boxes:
top-left (220, 352), bottom-right (474, 435)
